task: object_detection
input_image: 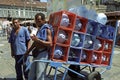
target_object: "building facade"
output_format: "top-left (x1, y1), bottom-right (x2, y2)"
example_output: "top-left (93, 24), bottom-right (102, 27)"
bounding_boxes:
top-left (0, 0), bottom-right (47, 21)
top-left (0, 0), bottom-right (120, 21)
top-left (94, 0), bottom-right (120, 12)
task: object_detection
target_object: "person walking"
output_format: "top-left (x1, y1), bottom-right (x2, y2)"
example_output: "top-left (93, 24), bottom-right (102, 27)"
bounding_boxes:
top-left (26, 22), bottom-right (33, 34)
top-left (6, 23), bottom-right (12, 40)
top-left (9, 18), bottom-right (31, 80)
top-left (24, 13), bottom-right (53, 80)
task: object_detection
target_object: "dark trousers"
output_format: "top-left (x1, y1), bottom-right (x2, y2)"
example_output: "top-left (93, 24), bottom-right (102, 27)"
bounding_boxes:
top-left (15, 55), bottom-right (29, 80)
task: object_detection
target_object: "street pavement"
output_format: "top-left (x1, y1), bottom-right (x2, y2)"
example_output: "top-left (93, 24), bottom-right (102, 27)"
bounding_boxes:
top-left (0, 36), bottom-right (70, 80)
top-left (0, 36), bottom-right (120, 80)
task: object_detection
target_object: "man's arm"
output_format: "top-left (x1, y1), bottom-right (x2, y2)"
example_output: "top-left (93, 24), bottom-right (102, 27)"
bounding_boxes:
top-left (24, 27), bottom-right (31, 50)
top-left (31, 29), bottom-right (53, 47)
top-left (24, 41), bottom-right (36, 56)
top-left (26, 40), bottom-right (31, 50)
top-left (10, 44), bottom-right (15, 58)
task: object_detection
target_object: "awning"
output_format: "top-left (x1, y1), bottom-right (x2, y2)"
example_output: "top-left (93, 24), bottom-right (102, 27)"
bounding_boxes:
top-left (20, 20), bottom-right (34, 24)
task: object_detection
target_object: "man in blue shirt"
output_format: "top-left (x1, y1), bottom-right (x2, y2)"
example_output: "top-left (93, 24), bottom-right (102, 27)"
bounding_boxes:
top-left (9, 18), bottom-right (31, 80)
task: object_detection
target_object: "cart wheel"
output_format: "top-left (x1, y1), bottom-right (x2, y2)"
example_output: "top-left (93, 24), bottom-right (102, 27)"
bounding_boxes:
top-left (88, 71), bottom-right (101, 80)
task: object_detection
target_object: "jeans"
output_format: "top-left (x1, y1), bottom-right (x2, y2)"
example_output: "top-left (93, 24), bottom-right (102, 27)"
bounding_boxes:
top-left (28, 51), bottom-right (48, 80)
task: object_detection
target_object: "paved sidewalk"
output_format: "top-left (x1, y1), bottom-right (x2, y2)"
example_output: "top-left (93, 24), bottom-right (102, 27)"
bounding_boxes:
top-left (0, 37), bottom-right (16, 80)
top-left (0, 37), bottom-right (70, 80)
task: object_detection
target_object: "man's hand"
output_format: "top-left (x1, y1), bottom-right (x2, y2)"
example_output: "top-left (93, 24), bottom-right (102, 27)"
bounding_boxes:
top-left (31, 34), bottom-right (38, 41)
top-left (24, 51), bottom-right (29, 57)
top-left (11, 52), bottom-right (15, 58)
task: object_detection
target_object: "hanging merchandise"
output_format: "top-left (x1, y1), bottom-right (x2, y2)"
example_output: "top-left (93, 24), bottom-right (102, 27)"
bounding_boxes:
top-left (54, 46), bottom-right (63, 59)
top-left (57, 30), bottom-right (67, 43)
top-left (74, 18), bottom-right (82, 31)
top-left (60, 13), bottom-right (70, 27)
top-left (71, 33), bottom-right (81, 47)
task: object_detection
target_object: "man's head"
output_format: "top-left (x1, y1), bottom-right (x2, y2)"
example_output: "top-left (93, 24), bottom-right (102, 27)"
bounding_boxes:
top-left (27, 22), bottom-right (31, 26)
top-left (12, 18), bottom-right (21, 30)
top-left (35, 13), bottom-right (45, 27)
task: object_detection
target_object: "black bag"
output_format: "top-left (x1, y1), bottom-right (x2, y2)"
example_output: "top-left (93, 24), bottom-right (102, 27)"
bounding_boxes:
top-left (32, 48), bottom-right (47, 58)
top-left (68, 65), bottom-right (80, 78)
top-left (32, 48), bottom-right (40, 58)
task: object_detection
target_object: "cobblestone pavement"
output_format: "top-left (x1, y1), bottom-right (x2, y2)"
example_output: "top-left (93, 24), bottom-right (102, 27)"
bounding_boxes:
top-left (0, 36), bottom-right (120, 80)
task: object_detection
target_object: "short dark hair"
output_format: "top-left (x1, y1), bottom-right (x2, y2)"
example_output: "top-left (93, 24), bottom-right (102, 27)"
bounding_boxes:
top-left (12, 18), bottom-right (20, 23)
top-left (35, 13), bottom-right (45, 21)
top-left (27, 22), bottom-right (31, 26)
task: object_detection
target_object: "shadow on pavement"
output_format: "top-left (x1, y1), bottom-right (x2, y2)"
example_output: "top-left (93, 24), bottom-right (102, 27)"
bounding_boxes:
top-left (47, 74), bottom-right (71, 80)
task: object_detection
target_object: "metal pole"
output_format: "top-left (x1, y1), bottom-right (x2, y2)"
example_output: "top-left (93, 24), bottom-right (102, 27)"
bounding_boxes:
top-left (30, 0), bottom-right (34, 26)
top-left (24, 0), bottom-right (26, 26)
top-left (30, 0), bottom-right (33, 19)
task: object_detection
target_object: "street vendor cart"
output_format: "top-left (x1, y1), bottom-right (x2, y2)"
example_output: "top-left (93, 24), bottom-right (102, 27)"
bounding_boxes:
top-left (26, 9), bottom-right (118, 80)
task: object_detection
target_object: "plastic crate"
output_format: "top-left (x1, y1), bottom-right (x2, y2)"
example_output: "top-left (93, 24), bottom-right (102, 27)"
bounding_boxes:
top-left (101, 52), bottom-right (111, 66)
top-left (106, 25), bottom-right (115, 40)
top-left (49, 13), bottom-right (55, 25)
top-left (83, 35), bottom-right (96, 50)
top-left (71, 32), bottom-right (85, 48)
top-left (57, 29), bottom-right (72, 45)
top-left (86, 20), bottom-right (99, 35)
top-left (91, 51), bottom-right (102, 65)
top-left (80, 49), bottom-right (93, 64)
top-left (103, 40), bottom-right (113, 52)
top-left (50, 10), bottom-right (76, 30)
top-left (74, 16), bottom-right (88, 33)
top-left (51, 44), bottom-right (69, 62)
top-left (68, 48), bottom-right (81, 63)
top-left (96, 23), bottom-right (104, 37)
top-left (99, 25), bottom-right (115, 40)
top-left (93, 37), bottom-right (104, 51)
top-left (52, 11), bottom-right (62, 26)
